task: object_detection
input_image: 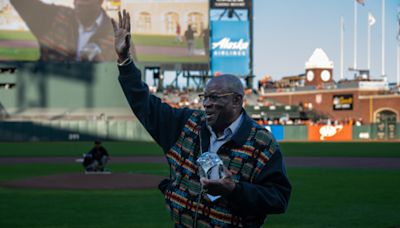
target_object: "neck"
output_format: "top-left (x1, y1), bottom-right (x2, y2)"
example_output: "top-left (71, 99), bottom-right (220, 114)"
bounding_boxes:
top-left (214, 129), bottom-right (225, 138)
top-left (79, 11), bottom-right (102, 30)
top-left (212, 111), bottom-right (242, 137)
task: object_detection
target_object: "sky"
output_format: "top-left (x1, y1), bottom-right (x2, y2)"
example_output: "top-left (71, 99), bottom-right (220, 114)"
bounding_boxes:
top-left (253, 0), bottom-right (399, 84)
top-left (2, 0), bottom-right (398, 86)
top-left (159, 0), bottom-right (399, 88)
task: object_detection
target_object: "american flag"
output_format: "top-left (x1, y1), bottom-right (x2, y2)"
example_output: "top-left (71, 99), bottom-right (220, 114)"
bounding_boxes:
top-left (356, 0), bottom-right (365, 6)
top-left (368, 12), bottom-right (376, 26)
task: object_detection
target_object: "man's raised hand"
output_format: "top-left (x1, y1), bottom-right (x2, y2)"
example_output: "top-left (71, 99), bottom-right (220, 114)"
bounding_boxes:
top-left (111, 9), bottom-right (131, 63)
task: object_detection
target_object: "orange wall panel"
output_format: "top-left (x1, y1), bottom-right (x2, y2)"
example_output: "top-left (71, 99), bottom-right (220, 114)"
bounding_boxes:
top-left (308, 125), bottom-right (352, 141)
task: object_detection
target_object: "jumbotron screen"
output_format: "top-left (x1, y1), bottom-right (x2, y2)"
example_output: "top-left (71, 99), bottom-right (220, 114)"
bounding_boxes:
top-left (0, 0), bottom-right (209, 64)
top-left (210, 8), bottom-right (250, 76)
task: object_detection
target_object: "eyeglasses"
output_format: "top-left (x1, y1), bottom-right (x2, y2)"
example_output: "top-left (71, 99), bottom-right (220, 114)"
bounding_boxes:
top-left (198, 92), bottom-right (236, 103)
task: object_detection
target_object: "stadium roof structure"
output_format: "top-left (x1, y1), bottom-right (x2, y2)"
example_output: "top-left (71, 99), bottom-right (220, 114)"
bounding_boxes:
top-left (245, 105), bottom-right (302, 119)
top-left (3, 108), bottom-right (135, 121)
top-left (305, 48), bottom-right (333, 69)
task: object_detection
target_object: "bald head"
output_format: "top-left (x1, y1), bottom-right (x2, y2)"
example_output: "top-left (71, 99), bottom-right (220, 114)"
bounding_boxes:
top-left (206, 74), bottom-right (244, 96)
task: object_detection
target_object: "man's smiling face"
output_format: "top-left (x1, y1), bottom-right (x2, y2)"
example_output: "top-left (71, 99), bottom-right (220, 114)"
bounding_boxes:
top-left (202, 75), bottom-right (243, 135)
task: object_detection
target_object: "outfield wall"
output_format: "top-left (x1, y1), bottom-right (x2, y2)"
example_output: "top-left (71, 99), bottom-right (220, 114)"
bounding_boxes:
top-left (0, 121), bottom-right (399, 141)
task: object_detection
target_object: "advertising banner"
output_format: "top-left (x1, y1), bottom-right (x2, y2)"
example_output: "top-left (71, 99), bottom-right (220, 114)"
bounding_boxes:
top-left (210, 0), bottom-right (249, 9)
top-left (264, 125), bottom-right (284, 141)
top-left (333, 94), bottom-right (353, 110)
top-left (308, 125), bottom-right (352, 141)
top-left (210, 20), bottom-right (250, 76)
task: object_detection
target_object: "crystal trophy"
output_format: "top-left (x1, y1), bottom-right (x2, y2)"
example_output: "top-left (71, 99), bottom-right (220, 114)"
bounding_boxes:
top-left (196, 152), bottom-right (225, 180)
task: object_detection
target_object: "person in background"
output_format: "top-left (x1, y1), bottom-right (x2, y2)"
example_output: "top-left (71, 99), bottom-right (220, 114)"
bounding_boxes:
top-left (10, 0), bottom-right (135, 62)
top-left (201, 27), bottom-right (209, 55)
top-left (184, 24), bottom-right (195, 55)
top-left (83, 140), bottom-right (109, 172)
top-left (175, 22), bottom-right (182, 43)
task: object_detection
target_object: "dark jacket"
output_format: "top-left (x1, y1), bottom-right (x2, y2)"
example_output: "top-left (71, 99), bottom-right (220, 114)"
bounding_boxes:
top-left (118, 62), bottom-right (291, 227)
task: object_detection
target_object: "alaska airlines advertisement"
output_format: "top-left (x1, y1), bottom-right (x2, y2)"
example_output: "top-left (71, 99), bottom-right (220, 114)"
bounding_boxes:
top-left (210, 20), bottom-right (250, 76)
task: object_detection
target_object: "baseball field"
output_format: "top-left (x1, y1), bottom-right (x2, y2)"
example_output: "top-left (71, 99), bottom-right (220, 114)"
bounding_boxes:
top-left (0, 141), bottom-right (399, 227)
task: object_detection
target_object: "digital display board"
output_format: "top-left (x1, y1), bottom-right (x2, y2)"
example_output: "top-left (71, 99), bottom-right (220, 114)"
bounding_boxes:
top-left (333, 94), bottom-right (353, 110)
top-left (210, 20), bottom-right (250, 76)
top-left (0, 0), bottom-right (209, 64)
top-left (210, 0), bottom-right (249, 9)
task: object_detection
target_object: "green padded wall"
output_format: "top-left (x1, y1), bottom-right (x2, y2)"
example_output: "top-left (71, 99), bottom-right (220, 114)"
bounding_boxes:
top-left (283, 125), bottom-right (308, 141)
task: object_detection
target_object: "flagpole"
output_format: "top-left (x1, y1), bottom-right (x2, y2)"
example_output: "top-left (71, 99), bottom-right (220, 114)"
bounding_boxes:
top-left (397, 43), bottom-right (399, 87)
top-left (340, 16), bottom-right (344, 80)
top-left (354, 0), bottom-right (358, 70)
top-left (367, 13), bottom-right (371, 70)
top-left (381, 0), bottom-right (385, 79)
top-left (368, 13), bottom-right (371, 70)
top-left (397, 6), bottom-right (400, 87)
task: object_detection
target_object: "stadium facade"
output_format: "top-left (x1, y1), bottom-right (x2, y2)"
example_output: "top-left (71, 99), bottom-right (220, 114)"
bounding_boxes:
top-left (259, 48), bottom-right (400, 140)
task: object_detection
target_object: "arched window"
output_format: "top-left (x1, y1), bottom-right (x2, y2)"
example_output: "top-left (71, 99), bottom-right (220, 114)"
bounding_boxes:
top-left (376, 110), bottom-right (397, 123)
top-left (165, 12), bottom-right (179, 34)
top-left (137, 12), bottom-right (151, 33)
top-left (375, 109), bottom-right (398, 140)
top-left (187, 12), bottom-right (204, 35)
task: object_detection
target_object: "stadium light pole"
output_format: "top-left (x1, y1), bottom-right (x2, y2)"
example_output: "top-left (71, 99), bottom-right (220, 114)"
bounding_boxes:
top-left (353, 0), bottom-right (358, 70)
top-left (381, 0), bottom-right (386, 80)
top-left (397, 6), bottom-right (400, 88)
top-left (340, 16), bottom-right (344, 80)
top-left (367, 12), bottom-right (375, 71)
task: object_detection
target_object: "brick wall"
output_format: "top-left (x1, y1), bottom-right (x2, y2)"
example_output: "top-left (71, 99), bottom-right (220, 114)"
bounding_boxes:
top-left (265, 88), bottom-right (400, 124)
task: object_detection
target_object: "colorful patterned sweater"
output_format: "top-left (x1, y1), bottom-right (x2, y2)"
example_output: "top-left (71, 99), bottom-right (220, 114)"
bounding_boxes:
top-left (118, 62), bottom-right (291, 227)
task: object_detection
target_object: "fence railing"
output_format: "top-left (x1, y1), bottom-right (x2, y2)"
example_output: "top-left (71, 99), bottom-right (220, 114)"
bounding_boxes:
top-left (0, 121), bottom-right (399, 141)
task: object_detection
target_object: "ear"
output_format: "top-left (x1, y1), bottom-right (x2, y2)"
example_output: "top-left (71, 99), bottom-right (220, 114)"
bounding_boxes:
top-left (233, 94), bottom-right (243, 107)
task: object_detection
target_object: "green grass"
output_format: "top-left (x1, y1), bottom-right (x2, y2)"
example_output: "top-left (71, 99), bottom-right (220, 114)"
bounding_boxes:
top-left (0, 30), bottom-right (36, 41)
top-left (133, 34), bottom-right (208, 63)
top-left (1, 141), bottom-right (399, 157)
top-left (268, 168), bottom-right (400, 227)
top-left (137, 54), bottom-right (208, 63)
top-left (0, 164), bottom-right (79, 182)
top-left (281, 142), bottom-right (400, 157)
top-left (0, 47), bottom-right (39, 60)
top-left (0, 141), bottom-right (163, 157)
top-left (0, 32), bottom-right (207, 62)
top-left (0, 30), bottom-right (39, 60)
top-left (0, 163), bottom-right (169, 182)
top-left (0, 162), bottom-right (172, 227)
top-left (0, 166), bottom-right (399, 227)
top-left (0, 188), bottom-right (173, 228)
top-left (0, 31), bottom-right (206, 48)
top-left (133, 34), bottom-right (205, 48)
